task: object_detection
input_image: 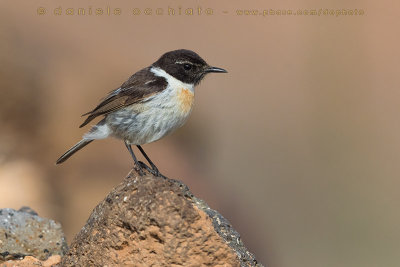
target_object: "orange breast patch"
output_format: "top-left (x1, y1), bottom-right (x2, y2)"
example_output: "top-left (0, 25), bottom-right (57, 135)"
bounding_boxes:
top-left (178, 88), bottom-right (194, 114)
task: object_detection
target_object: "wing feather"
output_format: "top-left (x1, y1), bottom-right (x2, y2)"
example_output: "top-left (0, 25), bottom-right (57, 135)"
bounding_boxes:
top-left (79, 67), bottom-right (167, 128)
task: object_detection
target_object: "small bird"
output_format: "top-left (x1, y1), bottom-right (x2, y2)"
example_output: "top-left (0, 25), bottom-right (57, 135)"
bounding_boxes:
top-left (56, 49), bottom-right (227, 176)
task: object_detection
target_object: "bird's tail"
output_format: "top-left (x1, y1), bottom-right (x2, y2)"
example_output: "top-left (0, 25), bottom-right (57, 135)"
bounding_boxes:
top-left (56, 139), bottom-right (93, 164)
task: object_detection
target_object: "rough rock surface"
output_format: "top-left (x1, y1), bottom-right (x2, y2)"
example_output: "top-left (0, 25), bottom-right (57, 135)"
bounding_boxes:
top-left (1, 255), bottom-right (61, 267)
top-left (62, 168), bottom-right (264, 267)
top-left (0, 207), bottom-right (67, 263)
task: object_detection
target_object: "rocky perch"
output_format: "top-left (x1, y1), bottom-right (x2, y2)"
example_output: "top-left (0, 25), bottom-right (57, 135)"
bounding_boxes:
top-left (0, 169), bottom-right (264, 266)
top-left (63, 168), bottom-right (264, 266)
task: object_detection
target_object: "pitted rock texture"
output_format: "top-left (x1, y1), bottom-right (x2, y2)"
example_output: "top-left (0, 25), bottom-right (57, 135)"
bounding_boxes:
top-left (62, 169), bottom-right (264, 267)
top-left (0, 207), bottom-right (67, 263)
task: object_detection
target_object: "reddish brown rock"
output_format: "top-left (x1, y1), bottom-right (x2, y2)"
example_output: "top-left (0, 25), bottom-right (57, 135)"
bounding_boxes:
top-left (62, 168), bottom-right (263, 267)
top-left (2, 255), bottom-right (61, 266)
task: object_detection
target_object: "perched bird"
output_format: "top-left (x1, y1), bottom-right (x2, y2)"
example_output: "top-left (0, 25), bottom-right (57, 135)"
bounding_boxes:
top-left (56, 49), bottom-right (227, 176)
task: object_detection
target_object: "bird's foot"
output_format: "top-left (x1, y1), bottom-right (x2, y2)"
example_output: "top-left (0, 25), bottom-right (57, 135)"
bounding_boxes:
top-left (134, 161), bottom-right (147, 176)
top-left (149, 165), bottom-right (162, 177)
top-left (136, 161), bottom-right (154, 176)
top-left (136, 161), bottom-right (163, 177)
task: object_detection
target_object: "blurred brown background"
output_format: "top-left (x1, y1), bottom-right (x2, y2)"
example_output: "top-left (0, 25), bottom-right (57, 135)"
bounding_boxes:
top-left (1, 0), bottom-right (399, 266)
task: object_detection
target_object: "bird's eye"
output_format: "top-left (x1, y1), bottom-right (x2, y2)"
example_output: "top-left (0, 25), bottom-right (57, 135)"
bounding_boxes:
top-left (183, 63), bottom-right (192, 71)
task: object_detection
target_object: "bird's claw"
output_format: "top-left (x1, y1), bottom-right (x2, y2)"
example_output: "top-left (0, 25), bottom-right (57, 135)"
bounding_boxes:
top-left (137, 161), bottom-right (163, 177)
top-left (134, 161), bottom-right (147, 176)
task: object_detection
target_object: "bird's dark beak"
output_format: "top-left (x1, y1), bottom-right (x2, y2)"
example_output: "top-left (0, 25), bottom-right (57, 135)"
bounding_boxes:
top-left (205, 66), bottom-right (228, 73)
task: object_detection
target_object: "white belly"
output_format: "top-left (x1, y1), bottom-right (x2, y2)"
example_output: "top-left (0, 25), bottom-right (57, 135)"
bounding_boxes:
top-left (105, 85), bottom-right (195, 145)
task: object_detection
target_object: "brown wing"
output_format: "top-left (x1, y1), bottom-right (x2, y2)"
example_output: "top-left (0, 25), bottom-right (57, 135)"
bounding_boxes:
top-left (79, 67), bottom-right (167, 128)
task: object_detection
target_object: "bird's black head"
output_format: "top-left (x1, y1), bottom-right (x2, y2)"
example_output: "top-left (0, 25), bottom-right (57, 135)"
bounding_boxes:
top-left (152, 49), bottom-right (227, 85)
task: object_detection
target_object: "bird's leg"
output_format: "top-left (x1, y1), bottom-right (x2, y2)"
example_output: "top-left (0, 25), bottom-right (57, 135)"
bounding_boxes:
top-left (136, 145), bottom-right (162, 177)
top-left (124, 141), bottom-right (147, 176)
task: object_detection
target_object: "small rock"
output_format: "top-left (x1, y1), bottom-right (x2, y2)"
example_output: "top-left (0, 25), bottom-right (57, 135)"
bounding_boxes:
top-left (2, 255), bottom-right (61, 267)
top-left (0, 207), bottom-right (68, 262)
